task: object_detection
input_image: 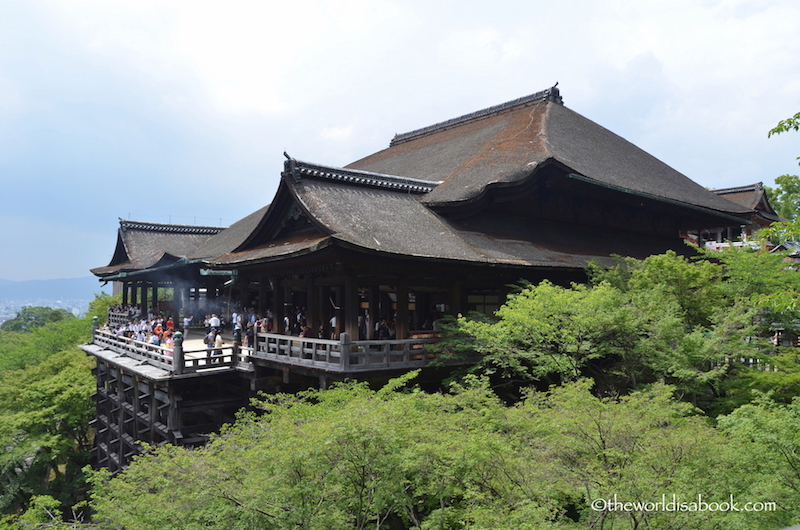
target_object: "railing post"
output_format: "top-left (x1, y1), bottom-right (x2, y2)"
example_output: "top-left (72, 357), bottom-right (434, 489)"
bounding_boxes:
top-left (92, 316), bottom-right (98, 342)
top-left (173, 332), bottom-right (184, 375)
top-left (232, 340), bottom-right (240, 367)
top-left (340, 332), bottom-right (350, 369)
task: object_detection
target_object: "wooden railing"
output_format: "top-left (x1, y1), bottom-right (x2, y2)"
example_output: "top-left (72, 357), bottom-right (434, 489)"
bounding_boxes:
top-left (107, 311), bottom-right (137, 328)
top-left (92, 329), bottom-right (242, 375)
top-left (251, 331), bottom-right (442, 372)
top-left (91, 326), bottom-right (446, 377)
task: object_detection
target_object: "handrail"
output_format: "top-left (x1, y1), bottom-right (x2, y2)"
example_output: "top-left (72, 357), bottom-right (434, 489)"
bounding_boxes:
top-left (251, 331), bottom-right (442, 372)
top-left (90, 327), bottom-right (446, 377)
top-left (91, 329), bottom-right (242, 374)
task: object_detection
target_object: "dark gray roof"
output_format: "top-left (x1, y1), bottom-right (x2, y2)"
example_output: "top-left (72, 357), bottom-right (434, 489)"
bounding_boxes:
top-left (94, 88), bottom-right (757, 277)
top-left (285, 158), bottom-right (440, 193)
top-left (209, 168), bottom-right (693, 270)
top-left (191, 204), bottom-right (271, 260)
top-left (91, 220), bottom-right (225, 277)
top-left (711, 182), bottom-right (783, 223)
top-left (347, 88), bottom-right (751, 215)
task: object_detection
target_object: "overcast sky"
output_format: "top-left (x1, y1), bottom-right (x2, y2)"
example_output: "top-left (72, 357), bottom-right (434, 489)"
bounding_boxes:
top-left (1, 0), bottom-right (799, 281)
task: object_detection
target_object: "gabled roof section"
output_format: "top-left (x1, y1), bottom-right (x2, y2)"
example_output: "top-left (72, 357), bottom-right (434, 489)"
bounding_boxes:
top-left (711, 182), bottom-right (784, 224)
top-left (346, 86), bottom-right (751, 218)
top-left (205, 160), bottom-right (444, 267)
top-left (91, 219), bottom-right (225, 277)
top-left (712, 182), bottom-right (776, 213)
top-left (389, 86), bottom-right (563, 146)
top-left (208, 167), bottom-right (702, 270)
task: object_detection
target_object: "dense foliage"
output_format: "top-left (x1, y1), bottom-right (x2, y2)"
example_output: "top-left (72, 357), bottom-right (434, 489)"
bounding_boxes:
top-left (6, 247), bottom-right (800, 528)
top-left (81, 246), bottom-right (800, 529)
top-left (86, 375), bottom-right (797, 530)
top-left (437, 248), bottom-right (800, 415)
top-left (765, 174), bottom-right (800, 221)
top-left (0, 294), bottom-right (120, 529)
top-left (0, 307), bottom-right (76, 333)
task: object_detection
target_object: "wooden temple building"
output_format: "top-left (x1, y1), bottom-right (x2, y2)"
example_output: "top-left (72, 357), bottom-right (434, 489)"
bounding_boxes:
top-left (82, 85), bottom-right (762, 471)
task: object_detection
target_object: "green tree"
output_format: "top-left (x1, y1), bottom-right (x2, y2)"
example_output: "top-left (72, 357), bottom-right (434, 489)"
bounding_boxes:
top-left (0, 299), bottom-right (107, 525)
top-left (768, 111), bottom-right (800, 138)
top-left (764, 174), bottom-right (800, 220)
top-left (439, 248), bottom-right (800, 413)
top-left (88, 376), bottom-right (793, 529)
top-left (85, 293), bottom-right (121, 327)
top-left (0, 348), bottom-right (95, 516)
top-left (718, 393), bottom-right (800, 528)
top-left (90, 374), bottom-right (581, 529)
top-left (1, 307), bottom-right (75, 332)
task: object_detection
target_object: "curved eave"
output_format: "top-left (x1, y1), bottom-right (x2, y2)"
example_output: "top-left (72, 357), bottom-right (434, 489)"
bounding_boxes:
top-left (422, 157), bottom-right (549, 215)
top-left (97, 257), bottom-right (203, 282)
top-left (565, 172), bottom-right (756, 226)
top-left (283, 173), bottom-right (341, 236)
top-left (207, 236), bottom-right (335, 269)
top-left (327, 235), bottom-right (614, 271)
top-left (233, 175), bottom-right (335, 253)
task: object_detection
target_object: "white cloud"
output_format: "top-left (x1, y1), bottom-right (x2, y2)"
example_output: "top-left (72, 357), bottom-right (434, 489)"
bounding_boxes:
top-left (320, 124), bottom-right (355, 142)
top-left (2, 0), bottom-right (800, 279)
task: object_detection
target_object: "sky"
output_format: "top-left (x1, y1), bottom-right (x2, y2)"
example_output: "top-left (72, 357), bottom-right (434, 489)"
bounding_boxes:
top-left (1, 0), bottom-right (799, 281)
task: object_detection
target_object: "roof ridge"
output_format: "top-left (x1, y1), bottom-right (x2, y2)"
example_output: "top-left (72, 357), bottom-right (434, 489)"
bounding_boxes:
top-left (283, 158), bottom-right (441, 194)
top-left (711, 182), bottom-right (763, 195)
top-left (389, 84), bottom-right (563, 147)
top-left (120, 219), bottom-right (226, 235)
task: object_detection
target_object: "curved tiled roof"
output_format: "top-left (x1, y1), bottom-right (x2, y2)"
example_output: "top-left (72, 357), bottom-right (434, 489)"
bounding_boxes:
top-left (711, 182), bottom-right (784, 224)
top-left (92, 87), bottom-right (758, 279)
top-left (346, 88), bottom-right (751, 216)
top-left (207, 171), bottom-right (690, 270)
top-left (91, 219), bottom-right (225, 277)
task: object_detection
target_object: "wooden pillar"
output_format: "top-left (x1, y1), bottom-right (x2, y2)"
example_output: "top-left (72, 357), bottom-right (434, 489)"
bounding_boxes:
top-left (183, 287), bottom-right (191, 317)
top-left (283, 283), bottom-right (293, 333)
top-left (344, 276), bottom-right (359, 340)
top-left (122, 282), bottom-right (129, 305)
top-left (173, 332), bottom-right (184, 375)
top-left (258, 278), bottom-right (267, 318)
top-left (380, 289), bottom-right (392, 323)
top-left (172, 284), bottom-right (183, 319)
top-left (116, 371), bottom-right (126, 467)
top-left (411, 289), bottom-right (421, 331)
top-left (451, 280), bottom-right (464, 317)
top-left (152, 283), bottom-right (159, 316)
top-left (396, 281), bottom-right (409, 339)
top-left (141, 282), bottom-right (149, 319)
top-left (272, 278), bottom-right (284, 333)
top-left (206, 279), bottom-right (216, 307)
top-left (368, 286), bottom-right (379, 339)
top-left (319, 285), bottom-right (330, 338)
top-left (306, 276), bottom-right (318, 334)
top-left (166, 386), bottom-right (181, 441)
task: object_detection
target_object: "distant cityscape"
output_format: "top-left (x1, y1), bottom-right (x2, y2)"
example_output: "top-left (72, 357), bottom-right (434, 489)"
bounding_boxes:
top-left (0, 277), bottom-right (112, 325)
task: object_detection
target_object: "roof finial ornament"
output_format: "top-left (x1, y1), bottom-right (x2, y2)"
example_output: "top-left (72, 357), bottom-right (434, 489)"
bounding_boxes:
top-left (282, 152), bottom-right (300, 182)
top-left (545, 82), bottom-right (563, 104)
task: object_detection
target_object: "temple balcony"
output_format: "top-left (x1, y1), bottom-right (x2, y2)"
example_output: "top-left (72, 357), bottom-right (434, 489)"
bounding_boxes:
top-left (82, 325), bottom-right (458, 383)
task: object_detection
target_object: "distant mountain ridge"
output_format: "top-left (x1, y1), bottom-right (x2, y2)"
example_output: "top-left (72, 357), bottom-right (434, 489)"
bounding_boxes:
top-left (0, 276), bottom-right (110, 302)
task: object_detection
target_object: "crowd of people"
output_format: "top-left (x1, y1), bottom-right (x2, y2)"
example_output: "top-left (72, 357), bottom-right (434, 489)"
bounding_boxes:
top-left (102, 313), bottom-right (179, 353)
top-left (106, 303), bottom-right (430, 352)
